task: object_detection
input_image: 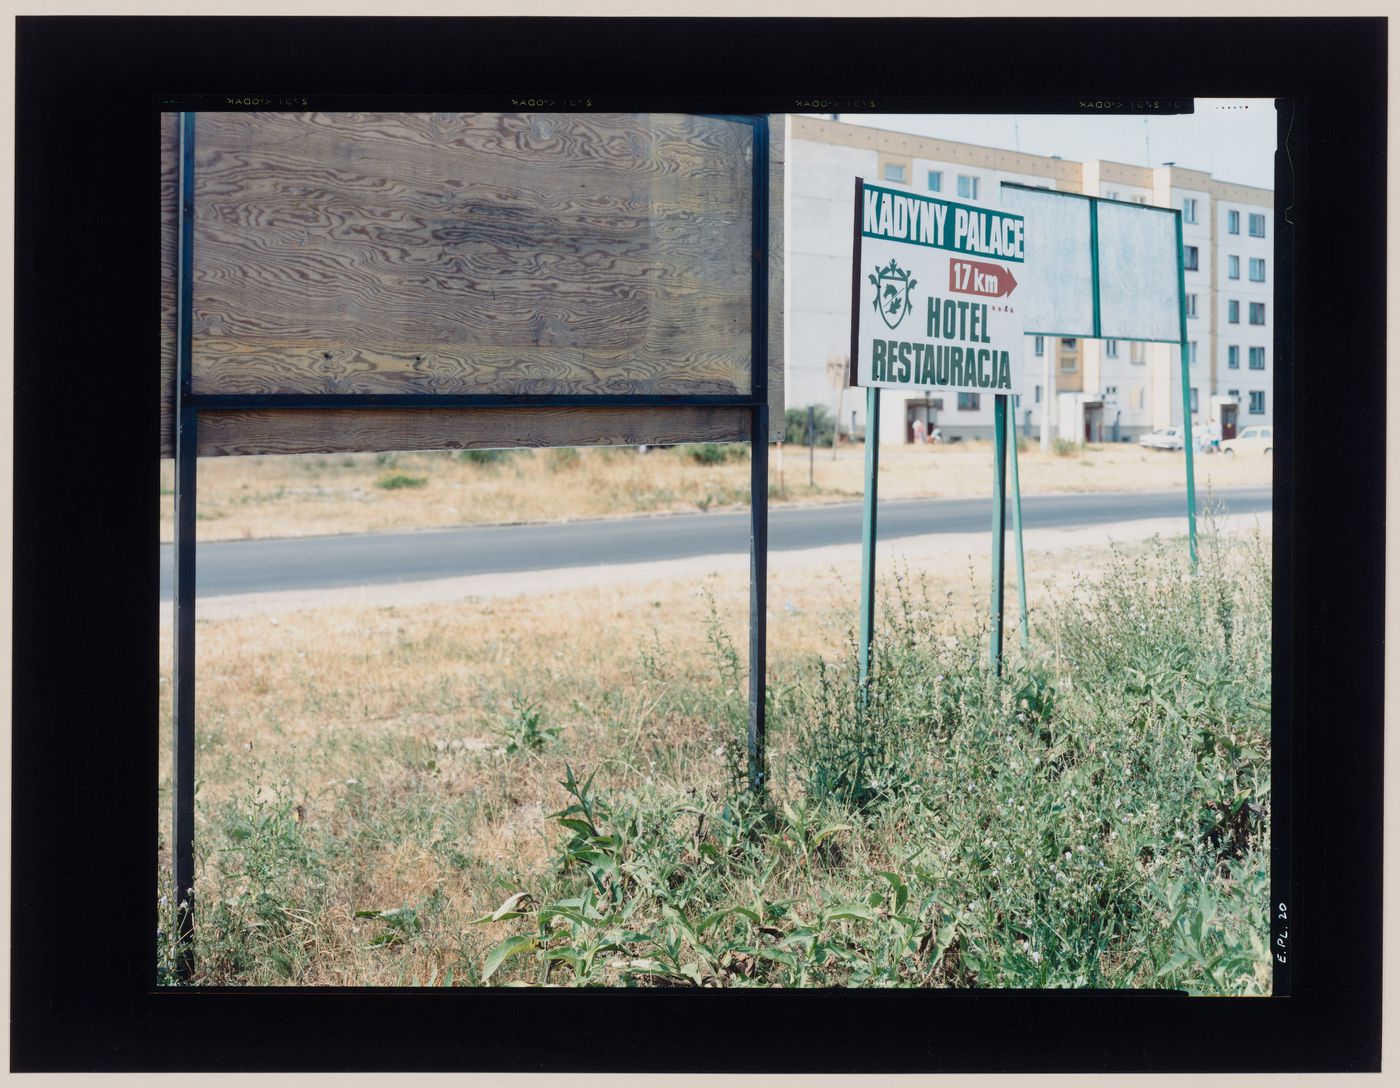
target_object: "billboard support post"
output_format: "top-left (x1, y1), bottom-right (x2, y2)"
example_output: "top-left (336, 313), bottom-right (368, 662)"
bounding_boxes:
top-left (747, 403), bottom-right (769, 794)
top-left (171, 110), bottom-right (198, 983)
top-left (1175, 213), bottom-right (1199, 567)
top-left (1008, 406), bottom-right (1030, 648)
top-left (989, 394), bottom-right (1009, 675)
top-left (858, 386), bottom-right (881, 698)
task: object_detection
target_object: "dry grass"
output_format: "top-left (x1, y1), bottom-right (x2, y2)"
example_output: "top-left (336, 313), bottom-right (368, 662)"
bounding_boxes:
top-left (157, 522), bottom-right (1261, 986)
top-left (159, 441), bottom-right (1272, 543)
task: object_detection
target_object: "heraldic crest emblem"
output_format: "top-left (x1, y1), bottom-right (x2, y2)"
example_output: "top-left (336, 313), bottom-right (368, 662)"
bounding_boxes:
top-left (869, 258), bottom-right (917, 331)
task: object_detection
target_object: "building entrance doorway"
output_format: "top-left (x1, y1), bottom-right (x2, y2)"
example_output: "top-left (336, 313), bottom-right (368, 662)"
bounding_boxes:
top-left (1083, 401), bottom-right (1104, 443)
top-left (1220, 403), bottom-right (1238, 440)
top-left (906, 397), bottom-right (942, 443)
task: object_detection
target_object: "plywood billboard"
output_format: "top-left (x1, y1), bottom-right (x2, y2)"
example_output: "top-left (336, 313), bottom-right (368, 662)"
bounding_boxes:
top-left (160, 112), bottom-right (783, 456)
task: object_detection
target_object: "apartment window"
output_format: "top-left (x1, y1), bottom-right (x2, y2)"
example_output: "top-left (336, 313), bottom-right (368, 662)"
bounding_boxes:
top-left (1249, 346), bottom-right (1266, 370)
top-left (883, 162), bottom-right (907, 183)
top-left (1132, 387), bottom-right (1146, 411)
top-left (957, 175), bottom-right (979, 200)
top-left (1249, 258), bottom-right (1266, 282)
top-left (1033, 336), bottom-right (1044, 357)
top-left (1228, 255), bottom-right (1240, 280)
top-left (1249, 302), bottom-right (1266, 325)
top-left (1187, 341), bottom-right (1198, 365)
top-left (1130, 342), bottom-right (1146, 364)
top-left (1227, 209), bottom-right (1239, 234)
top-left (927, 170), bottom-right (943, 192)
top-left (1185, 294), bottom-right (1198, 319)
top-left (1104, 189), bottom-right (1120, 200)
top-left (1104, 339), bottom-right (1119, 358)
top-left (1183, 245), bottom-right (1199, 271)
top-left (1248, 213), bottom-right (1266, 238)
top-left (1228, 300), bottom-right (1240, 324)
top-left (957, 392), bottom-right (980, 411)
top-left (1183, 197), bottom-right (1198, 223)
top-left (1190, 388), bottom-right (1199, 413)
top-left (1059, 338), bottom-right (1077, 372)
top-left (1104, 385), bottom-right (1118, 397)
top-left (1249, 390), bottom-right (1266, 414)
top-left (1034, 385), bottom-right (1042, 404)
top-left (1227, 345), bottom-right (1240, 369)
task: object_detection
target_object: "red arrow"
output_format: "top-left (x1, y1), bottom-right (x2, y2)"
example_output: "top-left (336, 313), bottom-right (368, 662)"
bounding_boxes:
top-left (948, 259), bottom-right (1018, 299)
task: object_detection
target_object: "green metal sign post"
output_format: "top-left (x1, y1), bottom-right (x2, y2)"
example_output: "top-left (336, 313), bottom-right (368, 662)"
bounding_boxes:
top-left (1008, 407), bottom-right (1030, 648)
top-left (858, 385), bottom-right (881, 695)
top-left (1174, 213), bottom-right (1199, 568)
top-left (989, 394), bottom-right (1009, 675)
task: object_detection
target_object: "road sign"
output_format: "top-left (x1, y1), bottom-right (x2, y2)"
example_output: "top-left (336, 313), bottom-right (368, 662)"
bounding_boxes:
top-left (850, 179), bottom-right (1025, 396)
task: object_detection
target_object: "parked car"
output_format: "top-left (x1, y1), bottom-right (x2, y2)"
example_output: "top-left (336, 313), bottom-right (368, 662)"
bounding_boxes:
top-left (1138, 426), bottom-right (1185, 451)
top-left (1220, 425), bottom-right (1273, 456)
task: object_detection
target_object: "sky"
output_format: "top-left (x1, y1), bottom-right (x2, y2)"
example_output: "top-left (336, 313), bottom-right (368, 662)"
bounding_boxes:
top-left (814, 99), bottom-right (1278, 190)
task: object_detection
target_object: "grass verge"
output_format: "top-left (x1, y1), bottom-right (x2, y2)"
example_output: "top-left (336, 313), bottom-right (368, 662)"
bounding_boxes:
top-left (158, 524), bottom-right (1270, 992)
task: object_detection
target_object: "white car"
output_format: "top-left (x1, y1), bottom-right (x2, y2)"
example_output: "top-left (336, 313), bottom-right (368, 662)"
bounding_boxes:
top-left (1220, 425), bottom-right (1273, 456)
top-left (1138, 426), bottom-right (1185, 451)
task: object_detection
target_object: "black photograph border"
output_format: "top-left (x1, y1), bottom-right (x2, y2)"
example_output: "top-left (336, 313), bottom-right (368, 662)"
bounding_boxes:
top-left (11, 14), bottom-right (1385, 1074)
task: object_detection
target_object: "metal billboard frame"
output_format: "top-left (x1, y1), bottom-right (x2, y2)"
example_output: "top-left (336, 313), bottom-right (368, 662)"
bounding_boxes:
top-left (169, 110), bottom-right (772, 980)
top-left (1000, 181), bottom-right (1198, 564)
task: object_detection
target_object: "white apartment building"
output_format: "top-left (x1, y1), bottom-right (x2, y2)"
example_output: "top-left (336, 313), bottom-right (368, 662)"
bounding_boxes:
top-left (785, 115), bottom-right (1275, 444)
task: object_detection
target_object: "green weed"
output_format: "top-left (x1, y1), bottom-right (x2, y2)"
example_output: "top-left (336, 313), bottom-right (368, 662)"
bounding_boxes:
top-left (377, 472), bottom-right (429, 490)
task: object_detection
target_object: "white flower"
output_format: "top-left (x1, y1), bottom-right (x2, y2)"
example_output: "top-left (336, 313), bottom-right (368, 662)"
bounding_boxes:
top-left (1064, 851), bottom-right (1073, 861)
top-left (714, 745), bottom-right (727, 758)
top-left (1031, 950), bottom-right (1042, 964)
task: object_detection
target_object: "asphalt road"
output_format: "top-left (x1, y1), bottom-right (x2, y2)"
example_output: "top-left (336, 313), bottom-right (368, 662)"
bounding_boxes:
top-left (159, 486), bottom-right (1271, 601)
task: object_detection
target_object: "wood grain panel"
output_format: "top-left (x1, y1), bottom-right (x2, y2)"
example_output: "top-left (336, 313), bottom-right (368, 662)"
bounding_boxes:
top-left (160, 112), bottom-right (178, 455)
top-left (158, 112), bottom-right (783, 457)
top-left (195, 406), bottom-right (750, 457)
top-left (190, 112), bottom-right (751, 396)
top-left (767, 116), bottom-right (785, 426)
